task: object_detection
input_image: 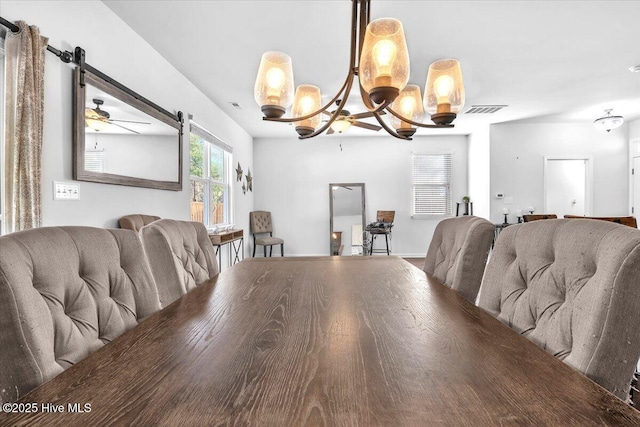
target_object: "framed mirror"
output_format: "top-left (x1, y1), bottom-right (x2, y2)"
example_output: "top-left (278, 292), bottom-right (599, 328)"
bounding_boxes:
top-left (73, 67), bottom-right (183, 190)
top-left (329, 183), bottom-right (366, 256)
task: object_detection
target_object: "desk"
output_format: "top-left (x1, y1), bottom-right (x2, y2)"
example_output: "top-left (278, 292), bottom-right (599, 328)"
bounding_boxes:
top-left (7, 257), bottom-right (640, 425)
top-left (208, 229), bottom-right (243, 268)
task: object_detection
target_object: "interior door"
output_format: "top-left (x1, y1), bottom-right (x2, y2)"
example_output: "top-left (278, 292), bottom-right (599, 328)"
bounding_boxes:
top-left (544, 158), bottom-right (588, 217)
top-left (634, 156), bottom-right (640, 216)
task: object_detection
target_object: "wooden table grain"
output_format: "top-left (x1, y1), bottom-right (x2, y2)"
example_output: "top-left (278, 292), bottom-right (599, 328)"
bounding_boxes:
top-left (4, 256), bottom-right (640, 426)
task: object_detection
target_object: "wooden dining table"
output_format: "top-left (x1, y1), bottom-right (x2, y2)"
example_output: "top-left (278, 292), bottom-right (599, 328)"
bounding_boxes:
top-left (4, 256), bottom-right (640, 426)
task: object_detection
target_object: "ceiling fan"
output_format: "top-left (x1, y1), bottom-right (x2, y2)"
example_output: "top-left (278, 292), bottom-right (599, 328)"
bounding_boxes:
top-left (85, 98), bottom-right (150, 134)
top-left (322, 101), bottom-right (384, 135)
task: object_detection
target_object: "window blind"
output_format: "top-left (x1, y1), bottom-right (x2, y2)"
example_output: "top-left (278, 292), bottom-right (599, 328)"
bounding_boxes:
top-left (412, 153), bottom-right (452, 215)
top-left (84, 150), bottom-right (104, 173)
top-left (189, 119), bottom-right (233, 153)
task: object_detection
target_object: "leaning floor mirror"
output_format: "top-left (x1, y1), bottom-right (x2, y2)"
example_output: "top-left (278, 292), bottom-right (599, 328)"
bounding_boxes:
top-left (73, 66), bottom-right (183, 190)
top-left (329, 183), bottom-right (366, 256)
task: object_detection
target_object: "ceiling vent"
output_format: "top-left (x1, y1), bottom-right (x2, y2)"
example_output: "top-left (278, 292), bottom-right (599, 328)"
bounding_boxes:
top-left (228, 102), bottom-right (243, 110)
top-left (464, 105), bottom-right (508, 114)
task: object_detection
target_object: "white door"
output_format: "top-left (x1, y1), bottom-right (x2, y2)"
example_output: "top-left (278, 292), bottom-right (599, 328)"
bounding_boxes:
top-left (544, 158), bottom-right (589, 217)
top-left (633, 156), bottom-right (640, 216)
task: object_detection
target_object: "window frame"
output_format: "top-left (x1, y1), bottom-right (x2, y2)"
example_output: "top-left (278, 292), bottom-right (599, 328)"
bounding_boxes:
top-left (189, 121), bottom-right (233, 227)
top-left (411, 152), bottom-right (454, 219)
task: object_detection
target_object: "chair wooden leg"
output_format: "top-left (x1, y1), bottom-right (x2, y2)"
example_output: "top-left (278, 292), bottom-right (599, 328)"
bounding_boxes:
top-left (263, 246), bottom-right (267, 257)
top-left (385, 234), bottom-right (390, 255)
top-left (370, 235), bottom-right (375, 255)
top-left (253, 243), bottom-right (256, 257)
top-left (269, 246), bottom-right (273, 257)
top-left (281, 244), bottom-right (284, 257)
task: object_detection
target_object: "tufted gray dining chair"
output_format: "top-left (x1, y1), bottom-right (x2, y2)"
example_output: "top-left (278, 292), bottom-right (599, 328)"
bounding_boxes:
top-left (478, 219), bottom-right (640, 400)
top-left (140, 219), bottom-right (219, 308)
top-left (423, 215), bottom-right (495, 302)
top-left (119, 214), bottom-right (160, 232)
top-left (250, 211), bottom-right (284, 257)
top-left (0, 226), bottom-right (161, 403)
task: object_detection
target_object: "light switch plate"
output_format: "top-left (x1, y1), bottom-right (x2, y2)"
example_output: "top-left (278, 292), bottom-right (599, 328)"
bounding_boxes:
top-left (54, 181), bottom-right (80, 200)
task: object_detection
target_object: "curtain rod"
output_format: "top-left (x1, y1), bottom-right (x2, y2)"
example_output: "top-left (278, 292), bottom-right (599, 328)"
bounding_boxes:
top-left (0, 15), bottom-right (180, 122)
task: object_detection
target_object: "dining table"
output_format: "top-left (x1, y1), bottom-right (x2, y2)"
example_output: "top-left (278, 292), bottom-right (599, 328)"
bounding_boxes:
top-left (3, 256), bottom-right (640, 426)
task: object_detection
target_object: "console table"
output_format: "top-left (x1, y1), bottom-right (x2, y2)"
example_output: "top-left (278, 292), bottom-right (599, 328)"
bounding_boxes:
top-left (208, 229), bottom-right (244, 268)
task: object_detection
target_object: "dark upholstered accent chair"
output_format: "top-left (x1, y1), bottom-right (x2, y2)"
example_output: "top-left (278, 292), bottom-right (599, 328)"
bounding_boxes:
top-left (478, 219), bottom-right (640, 399)
top-left (564, 214), bottom-right (637, 228)
top-left (119, 214), bottom-right (160, 232)
top-left (0, 227), bottom-right (160, 403)
top-left (250, 211), bottom-right (284, 257)
top-left (522, 214), bottom-right (557, 222)
top-left (423, 216), bottom-right (495, 302)
top-left (140, 219), bottom-right (219, 308)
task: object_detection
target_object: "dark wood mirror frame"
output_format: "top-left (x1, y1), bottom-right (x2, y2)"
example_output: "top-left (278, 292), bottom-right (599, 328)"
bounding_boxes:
top-left (73, 67), bottom-right (183, 191)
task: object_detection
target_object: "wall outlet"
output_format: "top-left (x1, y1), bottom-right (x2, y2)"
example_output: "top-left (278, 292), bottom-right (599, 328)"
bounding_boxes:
top-left (504, 196), bottom-right (514, 204)
top-left (54, 181), bottom-right (80, 200)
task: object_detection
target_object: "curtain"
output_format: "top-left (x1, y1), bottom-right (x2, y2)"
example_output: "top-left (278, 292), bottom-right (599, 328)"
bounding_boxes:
top-left (4, 21), bottom-right (47, 233)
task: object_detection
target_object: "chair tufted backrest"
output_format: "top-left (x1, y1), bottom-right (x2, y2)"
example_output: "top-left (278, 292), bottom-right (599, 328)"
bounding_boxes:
top-left (119, 214), bottom-right (161, 232)
top-left (424, 216), bottom-right (495, 302)
top-left (478, 219), bottom-right (640, 399)
top-left (140, 219), bottom-right (219, 308)
top-left (250, 211), bottom-right (273, 235)
top-left (0, 226), bottom-right (160, 403)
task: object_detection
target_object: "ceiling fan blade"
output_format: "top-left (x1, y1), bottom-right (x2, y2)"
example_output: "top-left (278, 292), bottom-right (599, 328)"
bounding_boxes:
top-left (110, 122), bottom-right (141, 134)
top-left (351, 121), bottom-right (382, 131)
top-left (350, 110), bottom-right (385, 119)
top-left (108, 119), bottom-right (152, 125)
top-left (327, 127), bottom-right (335, 135)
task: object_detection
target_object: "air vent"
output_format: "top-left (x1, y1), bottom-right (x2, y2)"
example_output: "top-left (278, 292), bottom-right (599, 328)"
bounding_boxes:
top-left (464, 105), bottom-right (508, 114)
top-left (228, 102), bottom-right (243, 110)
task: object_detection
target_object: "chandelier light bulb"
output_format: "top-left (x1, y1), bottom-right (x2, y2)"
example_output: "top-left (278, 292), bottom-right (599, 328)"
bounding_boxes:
top-left (292, 84), bottom-right (322, 136)
top-left (266, 68), bottom-right (286, 99)
top-left (390, 84), bottom-right (423, 137)
top-left (372, 39), bottom-right (397, 86)
top-left (254, 51), bottom-right (295, 118)
top-left (434, 75), bottom-right (455, 107)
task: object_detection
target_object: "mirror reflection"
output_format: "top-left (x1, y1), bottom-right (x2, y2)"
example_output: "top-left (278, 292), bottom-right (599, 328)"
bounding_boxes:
top-left (329, 183), bottom-right (366, 256)
top-left (74, 67), bottom-right (182, 190)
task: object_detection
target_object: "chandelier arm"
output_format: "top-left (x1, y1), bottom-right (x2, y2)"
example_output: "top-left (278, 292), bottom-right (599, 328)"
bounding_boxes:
top-left (385, 107), bottom-right (455, 129)
top-left (371, 110), bottom-right (411, 140)
top-left (299, 76), bottom-right (356, 139)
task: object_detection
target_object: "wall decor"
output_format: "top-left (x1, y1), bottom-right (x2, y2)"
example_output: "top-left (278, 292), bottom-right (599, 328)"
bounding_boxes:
top-left (246, 169), bottom-right (253, 192)
top-left (235, 162), bottom-right (243, 182)
top-left (242, 182), bottom-right (247, 195)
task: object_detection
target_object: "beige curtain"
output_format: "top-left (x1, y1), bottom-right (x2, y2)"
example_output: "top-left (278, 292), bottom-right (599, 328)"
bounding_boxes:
top-left (4, 21), bottom-right (48, 233)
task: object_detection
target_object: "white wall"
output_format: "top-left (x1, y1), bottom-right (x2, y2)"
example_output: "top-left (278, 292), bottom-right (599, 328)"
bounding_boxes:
top-left (490, 122), bottom-right (629, 223)
top-left (2, 1), bottom-right (253, 259)
top-left (253, 135), bottom-right (468, 257)
top-left (468, 125), bottom-right (491, 219)
top-left (630, 118), bottom-right (640, 140)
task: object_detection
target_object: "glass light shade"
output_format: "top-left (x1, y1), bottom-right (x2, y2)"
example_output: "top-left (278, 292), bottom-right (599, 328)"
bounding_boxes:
top-left (593, 110), bottom-right (624, 133)
top-left (330, 119), bottom-right (351, 134)
top-left (85, 110), bottom-right (108, 132)
top-left (254, 51), bottom-right (295, 117)
top-left (359, 18), bottom-right (410, 104)
top-left (390, 85), bottom-right (424, 130)
top-left (291, 85), bottom-right (322, 130)
top-left (424, 59), bottom-right (465, 115)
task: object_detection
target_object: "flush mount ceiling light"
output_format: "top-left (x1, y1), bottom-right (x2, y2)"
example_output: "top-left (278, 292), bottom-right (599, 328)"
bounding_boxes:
top-left (254, 0), bottom-right (464, 140)
top-left (593, 109), bottom-right (624, 133)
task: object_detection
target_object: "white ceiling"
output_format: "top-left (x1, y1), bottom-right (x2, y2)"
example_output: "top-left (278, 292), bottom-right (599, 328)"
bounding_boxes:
top-left (103, 0), bottom-right (640, 139)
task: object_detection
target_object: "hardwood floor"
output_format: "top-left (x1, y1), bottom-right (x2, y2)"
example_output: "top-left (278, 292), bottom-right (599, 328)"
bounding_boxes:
top-left (403, 257), bottom-right (425, 269)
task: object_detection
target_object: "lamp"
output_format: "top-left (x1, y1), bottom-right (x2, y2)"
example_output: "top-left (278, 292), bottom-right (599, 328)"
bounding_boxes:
top-left (85, 110), bottom-right (108, 132)
top-left (254, 0), bottom-right (464, 140)
top-left (593, 109), bottom-right (624, 133)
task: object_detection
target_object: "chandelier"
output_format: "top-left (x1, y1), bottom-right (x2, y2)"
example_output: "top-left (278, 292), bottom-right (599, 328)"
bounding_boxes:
top-left (253, 0), bottom-right (465, 140)
top-left (593, 109), bottom-right (624, 133)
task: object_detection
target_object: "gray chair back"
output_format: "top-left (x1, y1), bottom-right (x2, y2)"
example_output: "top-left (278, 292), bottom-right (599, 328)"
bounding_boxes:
top-left (140, 219), bottom-right (219, 308)
top-left (478, 219), bottom-right (640, 399)
top-left (119, 214), bottom-right (160, 232)
top-left (0, 227), bottom-right (160, 403)
top-left (250, 211), bottom-right (274, 234)
top-left (424, 216), bottom-right (494, 302)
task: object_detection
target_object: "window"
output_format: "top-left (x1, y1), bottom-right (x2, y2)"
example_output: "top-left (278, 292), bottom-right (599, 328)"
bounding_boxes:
top-left (189, 121), bottom-right (233, 226)
top-left (412, 153), bottom-right (452, 216)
